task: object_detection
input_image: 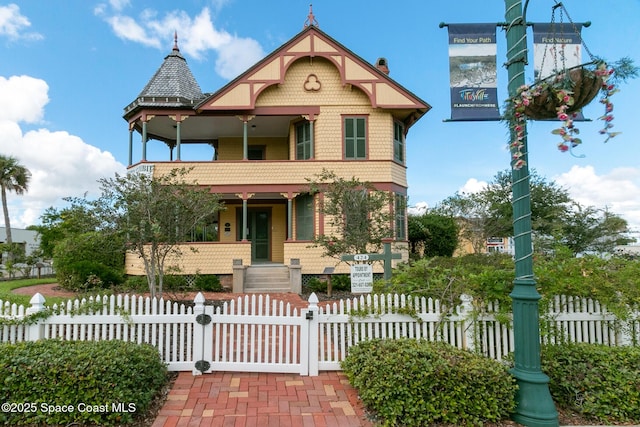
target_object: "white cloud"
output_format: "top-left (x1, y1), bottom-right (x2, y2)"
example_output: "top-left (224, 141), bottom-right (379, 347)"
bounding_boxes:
top-left (0, 75), bottom-right (126, 229)
top-left (408, 201), bottom-right (428, 216)
top-left (105, 15), bottom-right (161, 48)
top-left (0, 3), bottom-right (43, 41)
top-left (97, 5), bottom-right (264, 80)
top-left (556, 165), bottom-right (640, 237)
top-left (0, 75), bottom-right (49, 123)
top-left (459, 178), bottom-right (487, 194)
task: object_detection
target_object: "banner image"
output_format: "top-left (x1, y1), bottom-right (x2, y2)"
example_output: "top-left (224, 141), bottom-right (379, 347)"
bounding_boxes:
top-left (533, 23), bottom-right (583, 81)
top-left (533, 23), bottom-right (587, 120)
top-left (448, 24), bottom-right (500, 121)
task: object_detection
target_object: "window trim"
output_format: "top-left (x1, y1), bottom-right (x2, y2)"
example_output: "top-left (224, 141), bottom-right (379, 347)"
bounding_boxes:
top-left (393, 120), bottom-right (405, 164)
top-left (342, 115), bottom-right (368, 160)
top-left (394, 193), bottom-right (407, 240)
top-left (295, 194), bottom-right (315, 241)
top-left (295, 121), bottom-right (312, 160)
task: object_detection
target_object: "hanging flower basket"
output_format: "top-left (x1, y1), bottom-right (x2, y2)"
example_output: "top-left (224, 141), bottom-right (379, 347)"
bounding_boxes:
top-left (522, 64), bottom-right (603, 120)
top-left (505, 58), bottom-right (637, 170)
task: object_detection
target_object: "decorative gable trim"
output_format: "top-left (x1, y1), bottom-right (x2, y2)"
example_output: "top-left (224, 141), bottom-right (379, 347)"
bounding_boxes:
top-left (198, 26), bottom-right (430, 118)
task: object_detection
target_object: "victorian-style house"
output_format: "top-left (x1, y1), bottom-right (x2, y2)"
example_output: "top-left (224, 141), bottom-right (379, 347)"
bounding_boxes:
top-left (123, 10), bottom-right (430, 292)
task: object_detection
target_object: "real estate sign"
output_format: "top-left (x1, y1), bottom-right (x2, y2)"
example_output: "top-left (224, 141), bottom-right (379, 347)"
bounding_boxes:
top-left (350, 263), bottom-right (373, 293)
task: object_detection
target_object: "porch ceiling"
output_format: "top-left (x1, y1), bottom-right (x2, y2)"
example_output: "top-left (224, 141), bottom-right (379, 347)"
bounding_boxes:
top-left (142, 115), bottom-right (298, 143)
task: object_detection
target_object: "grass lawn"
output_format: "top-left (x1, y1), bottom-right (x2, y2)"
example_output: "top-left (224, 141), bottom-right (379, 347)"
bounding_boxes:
top-left (0, 278), bottom-right (71, 308)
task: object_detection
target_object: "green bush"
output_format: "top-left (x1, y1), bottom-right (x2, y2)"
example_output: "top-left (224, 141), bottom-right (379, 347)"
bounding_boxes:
top-left (331, 274), bottom-right (351, 291)
top-left (193, 274), bottom-right (222, 292)
top-left (341, 339), bottom-right (517, 426)
top-left (124, 274), bottom-right (223, 294)
top-left (54, 231), bottom-right (125, 291)
top-left (542, 343), bottom-right (640, 423)
top-left (0, 340), bottom-right (169, 426)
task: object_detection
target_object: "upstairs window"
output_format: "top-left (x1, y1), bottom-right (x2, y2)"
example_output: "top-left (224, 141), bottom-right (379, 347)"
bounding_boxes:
top-left (296, 121), bottom-right (312, 160)
top-left (344, 117), bottom-right (367, 160)
top-left (393, 121), bottom-right (405, 163)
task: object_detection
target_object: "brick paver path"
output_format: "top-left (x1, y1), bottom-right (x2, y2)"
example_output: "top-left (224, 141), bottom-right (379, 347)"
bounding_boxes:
top-left (151, 371), bottom-right (373, 427)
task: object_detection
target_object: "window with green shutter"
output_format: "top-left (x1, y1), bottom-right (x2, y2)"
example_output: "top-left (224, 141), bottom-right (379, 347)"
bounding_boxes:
top-left (344, 117), bottom-right (366, 159)
top-left (296, 194), bottom-right (314, 240)
top-left (393, 121), bottom-right (404, 163)
top-left (296, 121), bottom-right (312, 160)
top-left (395, 193), bottom-right (407, 240)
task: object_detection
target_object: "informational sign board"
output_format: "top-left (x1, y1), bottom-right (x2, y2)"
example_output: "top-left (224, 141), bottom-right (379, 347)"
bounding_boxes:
top-left (350, 263), bottom-right (373, 293)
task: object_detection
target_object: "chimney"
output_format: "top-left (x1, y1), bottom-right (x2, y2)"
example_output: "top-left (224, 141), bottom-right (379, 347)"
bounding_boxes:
top-left (375, 57), bottom-right (389, 75)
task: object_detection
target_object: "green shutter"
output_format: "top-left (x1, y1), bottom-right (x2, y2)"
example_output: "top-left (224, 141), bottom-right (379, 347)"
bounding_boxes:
top-left (296, 194), bottom-right (314, 240)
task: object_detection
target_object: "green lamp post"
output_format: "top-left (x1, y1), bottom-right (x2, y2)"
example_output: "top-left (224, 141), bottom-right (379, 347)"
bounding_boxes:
top-left (504, 1), bottom-right (559, 425)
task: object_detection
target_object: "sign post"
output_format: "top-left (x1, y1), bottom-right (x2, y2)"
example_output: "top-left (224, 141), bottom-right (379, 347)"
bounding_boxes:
top-left (340, 240), bottom-right (402, 293)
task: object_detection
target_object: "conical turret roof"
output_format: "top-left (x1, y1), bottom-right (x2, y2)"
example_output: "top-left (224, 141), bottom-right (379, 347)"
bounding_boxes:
top-left (124, 33), bottom-right (204, 116)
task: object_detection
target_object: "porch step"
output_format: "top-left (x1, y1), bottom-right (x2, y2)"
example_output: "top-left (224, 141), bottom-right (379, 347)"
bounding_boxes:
top-left (244, 264), bottom-right (291, 293)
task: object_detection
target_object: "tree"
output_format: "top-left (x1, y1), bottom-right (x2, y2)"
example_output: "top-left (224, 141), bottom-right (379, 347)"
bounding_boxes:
top-left (433, 169), bottom-right (632, 256)
top-left (94, 168), bottom-right (223, 298)
top-left (306, 169), bottom-right (393, 259)
top-left (29, 203), bottom-right (102, 260)
top-left (559, 203), bottom-right (634, 255)
top-left (0, 155), bottom-right (31, 262)
top-left (433, 169), bottom-right (571, 253)
top-left (408, 213), bottom-right (458, 258)
top-left (433, 191), bottom-right (490, 254)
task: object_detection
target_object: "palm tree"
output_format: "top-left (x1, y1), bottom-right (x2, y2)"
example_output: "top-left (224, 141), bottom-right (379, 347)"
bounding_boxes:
top-left (0, 155), bottom-right (31, 263)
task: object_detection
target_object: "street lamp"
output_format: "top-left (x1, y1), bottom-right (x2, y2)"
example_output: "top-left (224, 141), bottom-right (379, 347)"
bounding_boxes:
top-left (504, 1), bottom-right (558, 425)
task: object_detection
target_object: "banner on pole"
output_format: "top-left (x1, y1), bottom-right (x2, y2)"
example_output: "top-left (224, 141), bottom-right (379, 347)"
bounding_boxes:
top-left (447, 24), bottom-right (500, 121)
top-left (532, 23), bottom-right (583, 81)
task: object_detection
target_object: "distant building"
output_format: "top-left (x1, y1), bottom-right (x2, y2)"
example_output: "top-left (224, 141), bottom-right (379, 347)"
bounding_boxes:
top-left (0, 227), bottom-right (40, 261)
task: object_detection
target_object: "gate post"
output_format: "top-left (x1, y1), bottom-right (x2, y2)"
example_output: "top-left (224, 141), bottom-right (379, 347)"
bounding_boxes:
top-left (26, 293), bottom-right (46, 341)
top-left (304, 293), bottom-right (320, 376)
top-left (192, 292), bottom-right (213, 375)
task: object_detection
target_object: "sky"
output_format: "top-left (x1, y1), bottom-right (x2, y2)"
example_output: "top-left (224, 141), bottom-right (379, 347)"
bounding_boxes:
top-left (1, 0), bottom-right (639, 240)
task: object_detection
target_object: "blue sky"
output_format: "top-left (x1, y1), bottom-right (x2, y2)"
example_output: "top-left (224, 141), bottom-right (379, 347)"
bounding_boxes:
top-left (1, 0), bottom-right (639, 238)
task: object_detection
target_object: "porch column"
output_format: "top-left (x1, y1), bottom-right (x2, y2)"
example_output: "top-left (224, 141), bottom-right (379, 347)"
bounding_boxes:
top-left (171, 115), bottom-right (187, 161)
top-left (281, 192), bottom-right (298, 241)
top-left (176, 120), bottom-right (182, 160)
top-left (287, 198), bottom-right (293, 240)
top-left (309, 120), bottom-right (315, 159)
top-left (303, 114), bottom-right (316, 159)
top-left (128, 125), bottom-right (133, 166)
top-left (243, 119), bottom-right (248, 160)
top-left (141, 120), bottom-right (148, 161)
top-left (242, 198), bottom-right (248, 241)
top-left (237, 115), bottom-right (254, 160)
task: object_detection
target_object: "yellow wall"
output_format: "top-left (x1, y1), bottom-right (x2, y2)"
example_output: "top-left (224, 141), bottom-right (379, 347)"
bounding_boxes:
top-left (217, 137), bottom-right (289, 160)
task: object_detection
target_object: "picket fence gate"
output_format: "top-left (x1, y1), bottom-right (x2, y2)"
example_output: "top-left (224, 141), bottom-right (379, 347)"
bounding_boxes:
top-left (1, 292), bottom-right (638, 376)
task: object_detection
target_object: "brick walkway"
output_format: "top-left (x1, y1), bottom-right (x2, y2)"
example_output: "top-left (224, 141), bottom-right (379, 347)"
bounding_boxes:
top-left (151, 371), bottom-right (373, 427)
top-left (14, 284), bottom-right (372, 427)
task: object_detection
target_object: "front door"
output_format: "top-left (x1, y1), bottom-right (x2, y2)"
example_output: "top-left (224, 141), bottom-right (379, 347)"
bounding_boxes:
top-left (236, 208), bottom-right (271, 262)
top-left (249, 210), bottom-right (270, 262)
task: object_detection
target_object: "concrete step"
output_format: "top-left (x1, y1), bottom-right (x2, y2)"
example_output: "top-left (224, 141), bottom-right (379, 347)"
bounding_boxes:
top-left (244, 265), bottom-right (291, 292)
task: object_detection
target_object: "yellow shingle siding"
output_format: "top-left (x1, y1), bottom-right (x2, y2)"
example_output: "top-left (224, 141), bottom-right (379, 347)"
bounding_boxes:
top-left (125, 243), bottom-right (251, 275)
top-left (152, 162), bottom-right (406, 188)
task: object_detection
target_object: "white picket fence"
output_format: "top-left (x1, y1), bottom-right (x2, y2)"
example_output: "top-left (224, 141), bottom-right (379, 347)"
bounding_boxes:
top-left (1, 292), bottom-right (638, 375)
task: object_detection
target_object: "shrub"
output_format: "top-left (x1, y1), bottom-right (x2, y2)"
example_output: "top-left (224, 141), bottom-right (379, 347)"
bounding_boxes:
top-left (542, 343), bottom-right (640, 423)
top-left (341, 339), bottom-right (517, 426)
top-left (54, 231), bottom-right (125, 291)
top-left (193, 274), bottom-right (222, 292)
top-left (0, 339), bottom-right (169, 426)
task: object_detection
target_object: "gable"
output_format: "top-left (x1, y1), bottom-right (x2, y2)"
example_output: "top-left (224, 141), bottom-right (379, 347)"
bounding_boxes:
top-left (198, 26), bottom-right (430, 118)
